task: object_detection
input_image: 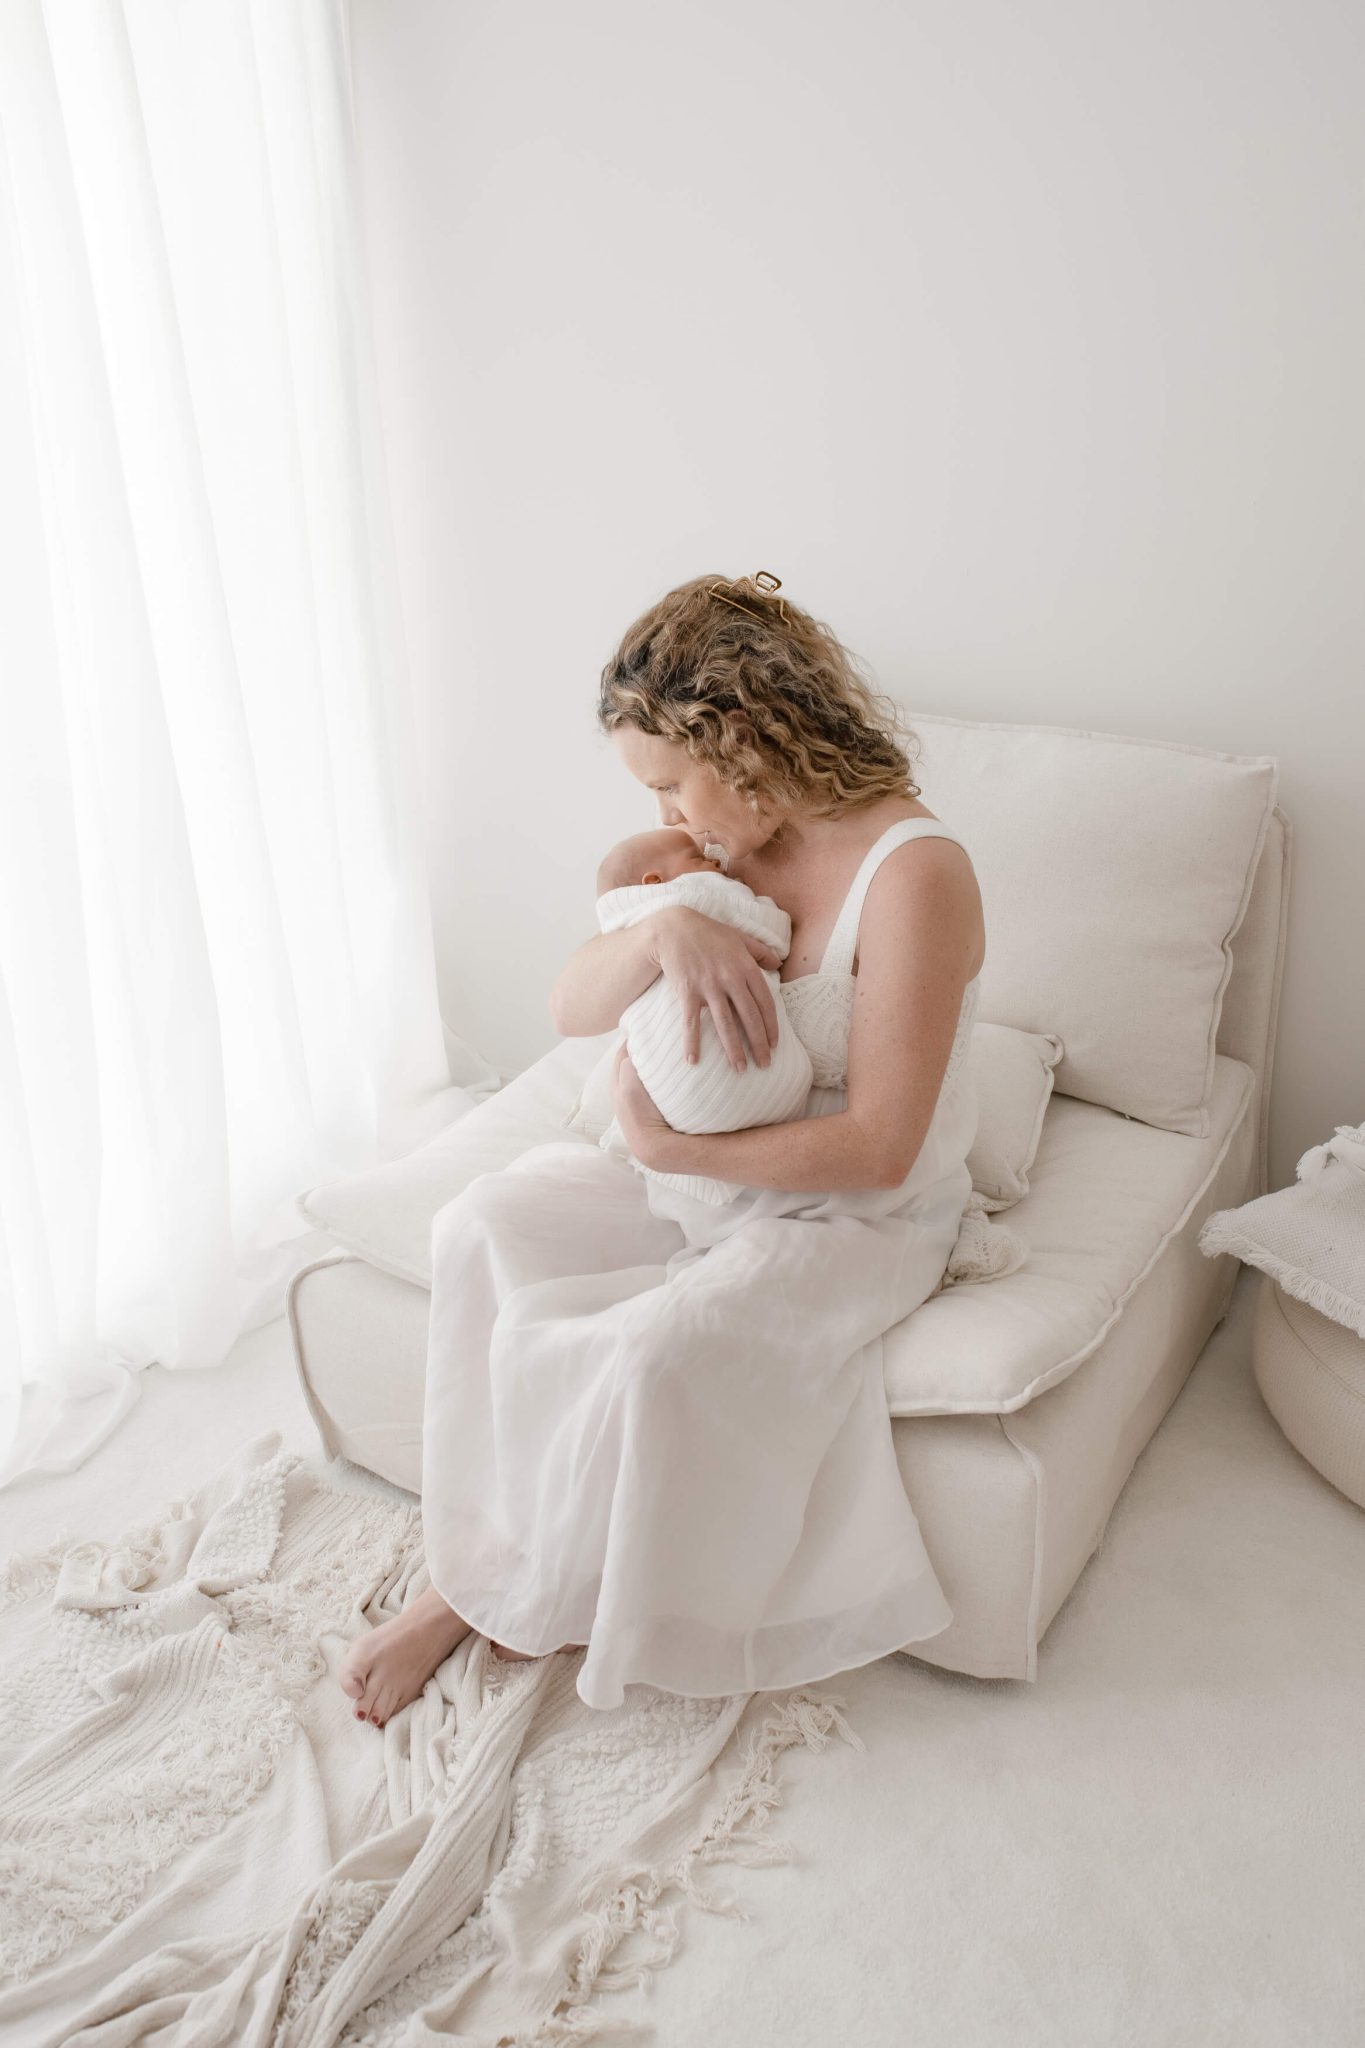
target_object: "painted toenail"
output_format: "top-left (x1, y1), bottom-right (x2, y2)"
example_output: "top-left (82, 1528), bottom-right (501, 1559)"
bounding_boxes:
top-left (355, 1709), bottom-right (365, 1720)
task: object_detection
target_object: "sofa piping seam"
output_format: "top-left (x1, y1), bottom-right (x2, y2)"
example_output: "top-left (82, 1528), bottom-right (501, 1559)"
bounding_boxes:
top-left (993, 1409), bottom-right (1044, 1682)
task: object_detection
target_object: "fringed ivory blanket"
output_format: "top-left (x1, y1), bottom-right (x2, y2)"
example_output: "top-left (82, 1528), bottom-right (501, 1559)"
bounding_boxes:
top-left (0, 1431), bottom-right (862, 2047)
top-left (1199, 1121), bottom-right (1365, 1338)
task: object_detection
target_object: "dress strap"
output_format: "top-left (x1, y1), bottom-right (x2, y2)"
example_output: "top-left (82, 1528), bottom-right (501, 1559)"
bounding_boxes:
top-left (819, 819), bottom-right (969, 977)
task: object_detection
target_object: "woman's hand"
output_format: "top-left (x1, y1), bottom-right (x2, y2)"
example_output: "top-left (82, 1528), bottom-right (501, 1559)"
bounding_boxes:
top-left (646, 905), bottom-right (784, 1072)
top-left (610, 1040), bottom-right (676, 1171)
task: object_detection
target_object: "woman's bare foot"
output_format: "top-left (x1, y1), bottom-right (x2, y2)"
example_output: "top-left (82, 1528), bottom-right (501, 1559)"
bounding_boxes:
top-left (339, 1584), bottom-right (473, 1727)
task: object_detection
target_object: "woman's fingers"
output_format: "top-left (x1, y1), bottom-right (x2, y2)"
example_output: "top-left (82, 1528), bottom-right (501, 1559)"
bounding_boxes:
top-left (728, 982), bottom-right (773, 1069)
top-left (682, 993), bottom-right (703, 1067)
top-left (681, 992), bottom-right (738, 1069)
top-left (708, 1000), bottom-right (744, 1072)
top-left (679, 934), bottom-right (784, 1069)
top-left (744, 935), bottom-right (784, 971)
top-left (749, 966), bottom-right (781, 1047)
top-left (707, 984), bottom-right (773, 1073)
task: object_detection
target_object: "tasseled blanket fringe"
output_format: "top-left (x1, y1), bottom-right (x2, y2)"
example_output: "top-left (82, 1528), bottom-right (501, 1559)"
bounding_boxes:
top-left (937, 1189), bottom-right (1028, 1290)
top-left (520, 1691), bottom-right (867, 2045)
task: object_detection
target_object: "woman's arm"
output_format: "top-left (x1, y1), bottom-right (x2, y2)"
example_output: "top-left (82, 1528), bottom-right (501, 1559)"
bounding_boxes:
top-left (638, 840), bottom-right (983, 1193)
top-left (549, 920), bottom-right (664, 1036)
top-left (551, 905), bottom-right (785, 1052)
top-left (648, 1103), bottom-right (907, 1192)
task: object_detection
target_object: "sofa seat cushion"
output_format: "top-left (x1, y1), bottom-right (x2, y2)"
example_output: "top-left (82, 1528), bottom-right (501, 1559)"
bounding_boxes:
top-left (298, 1034), bottom-right (1255, 1422)
top-left (296, 1016), bottom-right (1064, 1298)
top-left (296, 1033), bottom-right (620, 1287)
top-left (884, 1054), bottom-right (1255, 1416)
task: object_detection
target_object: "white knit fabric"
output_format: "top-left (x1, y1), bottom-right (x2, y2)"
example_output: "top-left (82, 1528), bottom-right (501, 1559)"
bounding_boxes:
top-left (640, 819), bottom-right (987, 1228)
top-left (0, 1430), bottom-right (863, 2045)
top-left (590, 870), bottom-right (815, 1207)
top-left (583, 824), bottom-right (986, 1212)
top-left (562, 821), bottom-right (1025, 1263)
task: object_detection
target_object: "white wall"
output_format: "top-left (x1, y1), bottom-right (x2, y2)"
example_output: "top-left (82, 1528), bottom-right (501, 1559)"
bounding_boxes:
top-left (348, 0), bottom-right (1361, 1191)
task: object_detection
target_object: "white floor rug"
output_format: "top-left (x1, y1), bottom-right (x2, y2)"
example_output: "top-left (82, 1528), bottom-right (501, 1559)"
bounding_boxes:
top-left (0, 1431), bottom-right (863, 2046)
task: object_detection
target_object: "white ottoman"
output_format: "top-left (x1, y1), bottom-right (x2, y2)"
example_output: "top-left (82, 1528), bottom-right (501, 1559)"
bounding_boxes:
top-left (1251, 1272), bottom-right (1365, 1510)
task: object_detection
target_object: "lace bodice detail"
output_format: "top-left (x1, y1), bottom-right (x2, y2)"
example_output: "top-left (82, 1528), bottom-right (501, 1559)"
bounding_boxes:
top-left (777, 818), bottom-right (980, 1091)
top-left (783, 968), bottom-right (979, 1090)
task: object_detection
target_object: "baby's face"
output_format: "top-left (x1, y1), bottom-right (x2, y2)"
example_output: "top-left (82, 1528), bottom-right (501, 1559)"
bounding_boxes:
top-left (628, 828), bottom-right (724, 886)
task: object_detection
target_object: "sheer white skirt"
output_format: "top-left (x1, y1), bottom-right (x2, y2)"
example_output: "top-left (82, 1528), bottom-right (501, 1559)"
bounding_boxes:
top-left (420, 1073), bottom-right (977, 1710)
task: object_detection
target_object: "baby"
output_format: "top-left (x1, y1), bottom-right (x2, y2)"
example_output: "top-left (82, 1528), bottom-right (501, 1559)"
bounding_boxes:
top-left (563, 826), bottom-right (816, 1206)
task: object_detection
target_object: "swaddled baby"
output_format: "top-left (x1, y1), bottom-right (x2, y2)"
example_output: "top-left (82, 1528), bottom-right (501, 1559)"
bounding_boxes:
top-left (564, 826), bottom-right (815, 1206)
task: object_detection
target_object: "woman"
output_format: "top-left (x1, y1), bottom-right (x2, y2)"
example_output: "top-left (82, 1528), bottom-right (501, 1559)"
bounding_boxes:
top-left (340, 572), bottom-right (986, 1724)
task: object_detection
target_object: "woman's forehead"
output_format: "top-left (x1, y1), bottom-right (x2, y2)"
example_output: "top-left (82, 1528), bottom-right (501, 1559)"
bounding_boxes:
top-left (614, 727), bottom-right (686, 779)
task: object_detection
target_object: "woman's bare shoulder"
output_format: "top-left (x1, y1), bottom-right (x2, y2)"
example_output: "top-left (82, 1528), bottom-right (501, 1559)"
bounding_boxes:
top-left (855, 832), bottom-right (986, 982)
top-left (732, 798), bottom-right (938, 895)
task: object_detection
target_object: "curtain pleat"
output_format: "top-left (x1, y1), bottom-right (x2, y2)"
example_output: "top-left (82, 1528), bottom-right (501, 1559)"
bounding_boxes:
top-left (0, 0), bottom-right (502, 1485)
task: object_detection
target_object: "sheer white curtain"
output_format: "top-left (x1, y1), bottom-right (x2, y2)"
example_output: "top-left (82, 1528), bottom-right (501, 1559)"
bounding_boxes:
top-left (0, 0), bottom-right (501, 1485)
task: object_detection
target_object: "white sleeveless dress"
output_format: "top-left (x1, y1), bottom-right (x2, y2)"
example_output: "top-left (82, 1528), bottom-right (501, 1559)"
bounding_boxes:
top-left (420, 819), bottom-right (981, 1708)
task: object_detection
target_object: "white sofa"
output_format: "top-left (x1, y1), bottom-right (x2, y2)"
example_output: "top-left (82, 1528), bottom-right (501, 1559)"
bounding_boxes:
top-left (287, 714), bottom-right (1290, 1683)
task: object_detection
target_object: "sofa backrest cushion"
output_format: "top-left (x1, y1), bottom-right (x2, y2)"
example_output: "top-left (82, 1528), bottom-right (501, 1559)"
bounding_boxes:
top-left (907, 711), bottom-right (1278, 1137)
top-left (1212, 806), bottom-right (1289, 1200)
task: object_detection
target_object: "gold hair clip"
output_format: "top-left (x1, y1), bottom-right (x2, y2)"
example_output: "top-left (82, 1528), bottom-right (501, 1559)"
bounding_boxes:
top-left (709, 570), bottom-right (790, 627)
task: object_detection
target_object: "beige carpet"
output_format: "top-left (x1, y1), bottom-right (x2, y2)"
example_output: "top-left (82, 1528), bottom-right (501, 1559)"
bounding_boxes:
top-left (2, 1266), bottom-right (1361, 2046)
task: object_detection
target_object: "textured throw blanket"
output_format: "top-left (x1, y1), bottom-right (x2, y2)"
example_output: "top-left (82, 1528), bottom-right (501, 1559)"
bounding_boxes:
top-left (1199, 1121), bottom-right (1365, 1337)
top-left (0, 1431), bottom-right (862, 2046)
top-left (572, 871), bottom-right (815, 1207)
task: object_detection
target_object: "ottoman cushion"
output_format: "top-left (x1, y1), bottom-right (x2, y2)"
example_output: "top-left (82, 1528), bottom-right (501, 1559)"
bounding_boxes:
top-left (1251, 1274), bottom-right (1365, 1510)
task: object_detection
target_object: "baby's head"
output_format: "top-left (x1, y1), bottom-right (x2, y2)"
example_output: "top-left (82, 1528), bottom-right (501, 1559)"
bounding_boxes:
top-left (597, 827), bottom-right (725, 897)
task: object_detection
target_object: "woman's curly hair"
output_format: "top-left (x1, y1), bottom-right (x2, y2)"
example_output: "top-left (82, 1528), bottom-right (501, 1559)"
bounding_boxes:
top-left (597, 573), bottom-right (922, 827)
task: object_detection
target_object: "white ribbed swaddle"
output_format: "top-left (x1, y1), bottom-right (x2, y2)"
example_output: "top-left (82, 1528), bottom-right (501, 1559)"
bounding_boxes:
top-left (574, 870), bottom-right (815, 1206)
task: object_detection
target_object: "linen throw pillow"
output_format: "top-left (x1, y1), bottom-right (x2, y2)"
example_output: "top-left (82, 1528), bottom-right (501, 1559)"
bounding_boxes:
top-left (968, 1021), bottom-right (1064, 1211)
top-left (1199, 1123), bottom-right (1365, 1339)
top-left (905, 712), bottom-right (1278, 1137)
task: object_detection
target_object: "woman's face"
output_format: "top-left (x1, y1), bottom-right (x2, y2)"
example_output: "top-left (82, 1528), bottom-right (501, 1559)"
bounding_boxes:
top-left (611, 727), bottom-right (783, 867)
